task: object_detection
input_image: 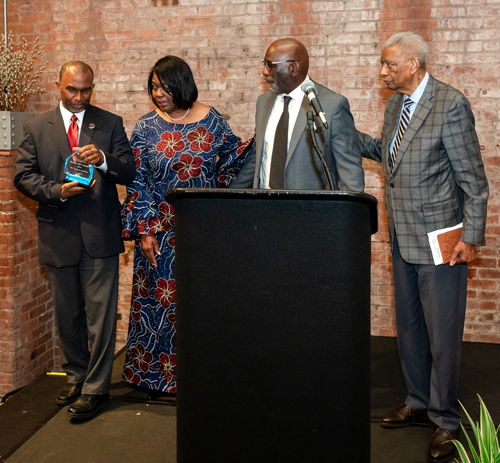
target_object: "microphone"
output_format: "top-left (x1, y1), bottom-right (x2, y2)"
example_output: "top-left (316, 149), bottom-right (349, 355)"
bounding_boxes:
top-left (301, 81), bottom-right (328, 129)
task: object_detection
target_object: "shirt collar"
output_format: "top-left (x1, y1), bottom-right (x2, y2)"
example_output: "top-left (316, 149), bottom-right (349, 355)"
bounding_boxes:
top-left (281, 75), bottom-right (311, 103)
top-left (59, 101), bottom-right (86, 122)
top-left (406, 72), bottom-right (429, 105)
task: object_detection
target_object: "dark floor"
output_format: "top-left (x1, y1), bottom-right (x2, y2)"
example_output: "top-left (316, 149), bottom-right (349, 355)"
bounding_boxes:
top-left (1, 336), bottom-right (499, 463)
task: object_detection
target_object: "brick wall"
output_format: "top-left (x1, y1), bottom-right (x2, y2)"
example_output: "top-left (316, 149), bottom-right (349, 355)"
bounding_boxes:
top-left (1, 0), bottom-right (499, 393)
top-left (0, 150), bottom-right (57, 398)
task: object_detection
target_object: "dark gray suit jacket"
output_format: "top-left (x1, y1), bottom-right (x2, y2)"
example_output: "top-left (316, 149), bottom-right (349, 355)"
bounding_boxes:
top-left (14, 104), bottom-right (136, 267)
top-left (230, 82), bottom-right (364, 191)
top-left (358, 75), bottom-right (488, 264)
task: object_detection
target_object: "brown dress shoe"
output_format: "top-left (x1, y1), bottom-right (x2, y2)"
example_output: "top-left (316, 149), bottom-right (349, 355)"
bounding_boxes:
top-left (56, 382), bottom-right (83, 405)
top-left (428, 427), bottom-right (460, 463)
top-left (381, 403), bottom-right (428, 428)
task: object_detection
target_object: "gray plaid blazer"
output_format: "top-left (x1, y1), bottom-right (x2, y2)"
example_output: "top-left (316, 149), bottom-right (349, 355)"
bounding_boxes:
top-left (358, 75), bottom-right (488, 264)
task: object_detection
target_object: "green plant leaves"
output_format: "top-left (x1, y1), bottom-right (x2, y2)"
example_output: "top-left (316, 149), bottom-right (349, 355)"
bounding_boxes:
top-left (452, 395), bottom-right (500, 463)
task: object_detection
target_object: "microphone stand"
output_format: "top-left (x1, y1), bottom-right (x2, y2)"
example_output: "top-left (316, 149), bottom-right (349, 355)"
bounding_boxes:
top-left (306, 110), bottom-right (334, 190)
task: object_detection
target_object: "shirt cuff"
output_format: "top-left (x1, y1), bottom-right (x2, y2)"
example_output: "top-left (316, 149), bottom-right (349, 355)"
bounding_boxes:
top-left (96, 151), bottom-right (108, 173)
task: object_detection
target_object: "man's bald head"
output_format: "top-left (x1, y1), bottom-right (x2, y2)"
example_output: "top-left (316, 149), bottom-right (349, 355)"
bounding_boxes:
top-left (266, 39), bottom-right (309, 77)
top-left (59, 61), bottom-right (94, 82)
top-left (263, 38), bottom-right (309, 94)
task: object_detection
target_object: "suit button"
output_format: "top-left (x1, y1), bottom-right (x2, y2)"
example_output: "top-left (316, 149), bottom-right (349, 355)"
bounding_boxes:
top-left (390, 183), bottom-right (394, 188)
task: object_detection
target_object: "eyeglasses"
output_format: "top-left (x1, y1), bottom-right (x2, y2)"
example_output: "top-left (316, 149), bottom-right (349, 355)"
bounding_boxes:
top-left (262, 60), bottom-right (296, 70)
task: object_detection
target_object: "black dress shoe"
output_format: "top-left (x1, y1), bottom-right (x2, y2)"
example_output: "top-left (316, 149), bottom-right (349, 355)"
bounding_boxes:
top-left (428, 427), bottom-right (460, 463)
top-left (67, 394), bottom-right (110, 420)
top-left (381, 403), bottom-right (429, 428)
top-left (56, 383), bottom-right (83, 405)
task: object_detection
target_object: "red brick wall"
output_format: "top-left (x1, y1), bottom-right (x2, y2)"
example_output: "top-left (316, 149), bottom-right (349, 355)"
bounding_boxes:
top-left (1, 0), bottom-right (499, 393)
top-left (0, 150), bottom-right (57, 398)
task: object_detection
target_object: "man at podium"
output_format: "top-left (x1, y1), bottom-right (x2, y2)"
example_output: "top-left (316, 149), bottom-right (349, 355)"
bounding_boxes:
top-left (230, 38), bottom-right (364, 191)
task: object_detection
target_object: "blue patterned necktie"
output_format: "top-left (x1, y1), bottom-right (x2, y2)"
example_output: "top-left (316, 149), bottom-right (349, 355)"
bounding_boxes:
top-left (389, 98), bottom-right (413, 171)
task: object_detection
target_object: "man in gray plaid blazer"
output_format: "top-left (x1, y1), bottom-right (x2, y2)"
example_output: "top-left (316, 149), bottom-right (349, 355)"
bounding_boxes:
top-left (358, 32), bottom-right (488, 463)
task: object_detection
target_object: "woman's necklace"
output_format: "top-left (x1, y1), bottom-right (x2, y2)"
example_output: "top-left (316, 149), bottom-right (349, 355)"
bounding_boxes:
top-left (165, 108), bottom-right (190, 121)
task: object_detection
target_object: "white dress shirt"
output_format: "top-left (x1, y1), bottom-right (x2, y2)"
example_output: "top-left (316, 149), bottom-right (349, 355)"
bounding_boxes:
top-left (259, 76), bottom-right (310, 189)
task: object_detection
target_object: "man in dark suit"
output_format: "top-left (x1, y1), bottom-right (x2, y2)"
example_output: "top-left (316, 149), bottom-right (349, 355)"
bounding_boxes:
top-left (14, 61), bottom-right (136, 420)
top-left (230, 38), bottom-right (364, 191)
top-left (358, 32), bottom-right (488, 462)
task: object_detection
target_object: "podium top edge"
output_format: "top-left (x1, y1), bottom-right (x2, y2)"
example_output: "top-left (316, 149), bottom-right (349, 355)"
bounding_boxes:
top-left (165, 188), bottom-right (377, 205)
top-left (165, 188), bottom-right (379, 234)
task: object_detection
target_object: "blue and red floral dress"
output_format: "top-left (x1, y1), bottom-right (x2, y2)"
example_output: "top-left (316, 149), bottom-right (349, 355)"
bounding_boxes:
top-left (121, 108), bottom-right (248, 392)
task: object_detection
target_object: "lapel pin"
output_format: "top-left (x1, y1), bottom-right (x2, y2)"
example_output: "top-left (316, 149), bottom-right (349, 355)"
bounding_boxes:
top-left (89, 123), bottom-right (95, 129)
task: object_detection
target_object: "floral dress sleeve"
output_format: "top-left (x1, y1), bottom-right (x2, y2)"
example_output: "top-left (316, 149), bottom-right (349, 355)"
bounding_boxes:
top-left (121, 119), bottom-right (162, 239)
top-left (216, 118), bottom-right (252, 187)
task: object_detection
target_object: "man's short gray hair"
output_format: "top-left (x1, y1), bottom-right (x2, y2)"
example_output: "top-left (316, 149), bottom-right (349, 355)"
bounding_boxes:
top-left (384, 32), bottom-right (428, 66)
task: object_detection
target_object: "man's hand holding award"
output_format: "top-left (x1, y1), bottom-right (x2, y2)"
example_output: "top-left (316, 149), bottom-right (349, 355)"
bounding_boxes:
top-left (62, 145), bottom-right (102, 199)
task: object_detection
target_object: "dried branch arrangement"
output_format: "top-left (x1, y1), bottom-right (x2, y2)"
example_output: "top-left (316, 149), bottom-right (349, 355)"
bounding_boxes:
top-left (0, 31), bottom-right (48, 112)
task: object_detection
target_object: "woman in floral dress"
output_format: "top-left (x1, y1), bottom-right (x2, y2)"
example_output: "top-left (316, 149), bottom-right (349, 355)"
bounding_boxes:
top-left (121, 56), bottom-right (248, 393)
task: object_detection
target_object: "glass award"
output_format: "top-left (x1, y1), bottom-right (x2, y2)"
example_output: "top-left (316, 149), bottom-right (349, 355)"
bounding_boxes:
top-left (64, 151), bottom-right (94, 188)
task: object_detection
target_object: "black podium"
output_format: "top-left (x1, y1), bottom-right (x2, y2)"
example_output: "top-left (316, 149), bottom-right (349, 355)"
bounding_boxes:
top-left (165, 189), bottom-right (378, 463)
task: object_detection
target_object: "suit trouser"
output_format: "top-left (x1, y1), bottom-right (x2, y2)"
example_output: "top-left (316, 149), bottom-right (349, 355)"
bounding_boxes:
top-left (46, 245), bottom-right (119, 395)
top-left (392, 235), bottom-right (467, 430)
